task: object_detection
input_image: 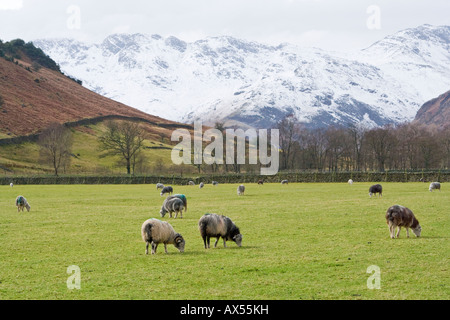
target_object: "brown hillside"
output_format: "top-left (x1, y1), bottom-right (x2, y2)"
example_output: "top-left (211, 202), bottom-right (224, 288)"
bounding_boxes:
top-left (0, 55), bottom-right (181, 137)
top-left (414, 90), bottom-right (450, 128)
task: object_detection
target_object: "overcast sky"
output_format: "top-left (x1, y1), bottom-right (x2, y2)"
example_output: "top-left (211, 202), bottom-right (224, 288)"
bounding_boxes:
top-left (0, 0), bottom-right (449, 51)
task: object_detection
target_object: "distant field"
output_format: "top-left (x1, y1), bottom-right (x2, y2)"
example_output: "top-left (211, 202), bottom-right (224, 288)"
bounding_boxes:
top-left (0, 182), bottom-right (448, 300)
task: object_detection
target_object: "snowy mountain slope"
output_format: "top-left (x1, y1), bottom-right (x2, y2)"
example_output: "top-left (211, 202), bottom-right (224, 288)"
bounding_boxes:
top-left (33, 24), bottom-right (450, 129)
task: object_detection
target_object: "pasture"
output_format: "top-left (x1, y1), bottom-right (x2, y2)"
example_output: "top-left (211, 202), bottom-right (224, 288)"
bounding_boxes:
top-left (0, 182), bottom-right (448, 300)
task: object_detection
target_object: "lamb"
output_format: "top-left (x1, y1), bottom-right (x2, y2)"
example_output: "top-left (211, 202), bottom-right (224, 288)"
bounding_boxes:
top-left (199, 182), bottom-right (204, 189)
top-left (188, 181), bottom-right (195, 186)
top-left (156, 183), bottom-right (164, 190)
top-left (237, 184), bottom-right (245, 196)
top-left (198, 213), bottom-right (242, 249)
top-left (160, 196), bottom-right (185, 219)
top-left (15, 195), bottom-right (30, 212)
top-left (160, 186), bottom-right (173, 196)
top-left (281, 180), bottom-right (288, 185)
top-left (141, 218), bottom-right (185, 254)
top-left (429, 182), bottom-right (441, 192)
top-left (348, 179), bottom-right (353, 185)
top-left (212, 181), bottom-right (219, 186)
top-left (369, 184), bottom-right (382, 197)
top-left (385, 205), bottom-right (422, 239)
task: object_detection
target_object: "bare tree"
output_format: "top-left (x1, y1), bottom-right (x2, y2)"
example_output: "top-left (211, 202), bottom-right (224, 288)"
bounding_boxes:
top-left (38, 123), bottom-right (73, 176)
top-left (99, 120), bottom-right (145, 175)
top-left (365, 125), bottom-right (397, 172)
top-left (277, 115), bottom-right (299, 171)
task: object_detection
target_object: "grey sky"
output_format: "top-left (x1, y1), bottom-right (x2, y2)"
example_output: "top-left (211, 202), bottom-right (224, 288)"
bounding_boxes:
top-left (0, 0), bottom-right (449, 51)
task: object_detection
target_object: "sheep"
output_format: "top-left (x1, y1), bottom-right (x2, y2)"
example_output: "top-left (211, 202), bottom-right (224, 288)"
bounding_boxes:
top-left (141, 218), bottom-right (185, 254)
top-left (281, 180), bottom-right (288, 185)
top-left (199, 182), bottom-right (204, 189)
top-left (369, 184), bottom-right (382, 197)
top-left (348, 179), bottom-right (353, 185)
top-left (385, 205), bottom-right (422, 239)
top-left (15, 195), bottom-right (30, 212)
top-left (212, 181), bottom-right (219, 186)
top-left (237, 184), bottom-right (245, 196)
top-left (257, 180), bottom-right (264, 185)
top-left (429, 182), bottom-right (441, 192)
top-left (160, 196), bottom-right (185, 219)
top-left (160, 186), bottom-right (173, 196)
top-left (188, 181), bottom-right (195, 186)
top-left (198, 213), bottom-right (242, 249)
top-left (156, 183), bottom-right (164, 190)
top-left (10, 182), bottom-right (13, 187)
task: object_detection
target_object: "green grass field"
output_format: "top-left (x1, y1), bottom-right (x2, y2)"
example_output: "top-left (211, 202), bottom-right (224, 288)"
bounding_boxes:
top-left (0, 182), bottom-right (448, 300)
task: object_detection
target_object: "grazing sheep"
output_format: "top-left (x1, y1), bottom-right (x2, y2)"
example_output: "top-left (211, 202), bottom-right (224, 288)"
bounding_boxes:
top-left (15, 195), bottom-right (30, 212)
top-left (429, 182), bottom-right (441, 192)
top-left (237, 184), bottom-right (245, 196)
top-left (160, 186), bottom-right (173, 196)
top-left (160, 196), bottom-right (185, 219)
top-left (156, 183), bottom-right (164, 190)
top-left (141, 218), bottom-right (185, 254)
top-left (164, 193), bottom-right (188, 212)
top-left (199, 182), bottom-right (204, 189)
top-left (10, 182), bottom-right (13, 187)
top-left (369, 184), bottom-right (382, 197)
top-left (385, 205), bottom-right (422, 239)
top-left (281, 180), bottom-right (288, 185)
top-left (212, 181), bottom-right (219, 186)
top-left (198, 213), bottom-right (242, 249)
top-left (188, 181), bottom-right (195, 186)
top-left (257, 180), bottom-right (264, 185)
top-left (348, 179), bottom-right (353, 185)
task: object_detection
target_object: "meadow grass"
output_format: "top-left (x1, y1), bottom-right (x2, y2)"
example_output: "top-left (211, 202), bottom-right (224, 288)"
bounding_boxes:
top-left (0, 182), bottom-right (448, 300)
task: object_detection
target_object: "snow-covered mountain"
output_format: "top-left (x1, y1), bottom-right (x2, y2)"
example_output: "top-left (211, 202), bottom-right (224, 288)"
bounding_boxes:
top-left (33, 24), bottom-right (450, 129)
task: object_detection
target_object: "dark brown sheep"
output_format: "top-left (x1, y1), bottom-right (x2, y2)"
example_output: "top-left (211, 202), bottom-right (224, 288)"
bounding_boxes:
top-left (385, 205), bottom-right (422, 239)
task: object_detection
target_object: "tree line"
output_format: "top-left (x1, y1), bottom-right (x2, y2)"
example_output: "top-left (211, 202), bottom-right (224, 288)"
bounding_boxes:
top-left (277, 115), bottom-right (450, 172)
top-left (36, 117), bottom-right (449, 176)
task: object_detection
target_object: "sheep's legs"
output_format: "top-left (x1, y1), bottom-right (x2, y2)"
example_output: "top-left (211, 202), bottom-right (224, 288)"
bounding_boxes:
top-left (223, 238), bottom-right (227, 248)
top-left (214, 237), bottom-right (220, 248)
top-left (145, 242), bottom-right (150, 255)
top-left (406, 228), bottom-right (410, 238)
top-left (396, 227), bottom-right (401, 238)
top-left (388, 223), bottom-right (395, 238)
top-left (151, 242), bottom-right (158, 254)
top-left (164, 243), bottom-right (168, 253)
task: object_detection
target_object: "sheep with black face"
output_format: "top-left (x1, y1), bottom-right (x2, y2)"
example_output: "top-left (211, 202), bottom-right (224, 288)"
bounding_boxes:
top-left (369, 184), bottom-right (382, 197)
top-left (160, 186), bottom-right (173, 196)
top-left (198, 213), bottom-right (242, 249)
top-left (141, 218), bottom-right (185, 254)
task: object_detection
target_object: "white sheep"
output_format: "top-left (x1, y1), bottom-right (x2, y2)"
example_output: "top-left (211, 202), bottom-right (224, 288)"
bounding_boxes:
top-left (15, 195), bottom-right (31, 212)
top-left (10, 182), bottom-right (13, 187)
top-left (429, 182), bottom-right (441, 192)
top-left (348, 179), bottom-right (353, 185)
top-left (141, 218), bottom-right (185, 254)
top-left (237, 184), bottom-right (245, 196)
top-left (188, 181), bottom-right (195, 186)
top-left (199, 182), bottom-right (204, 189)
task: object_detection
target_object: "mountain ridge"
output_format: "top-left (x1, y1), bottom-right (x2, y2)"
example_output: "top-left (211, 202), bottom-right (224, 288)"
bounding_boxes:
top-left (33, 24), bottom-right (450, 129)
